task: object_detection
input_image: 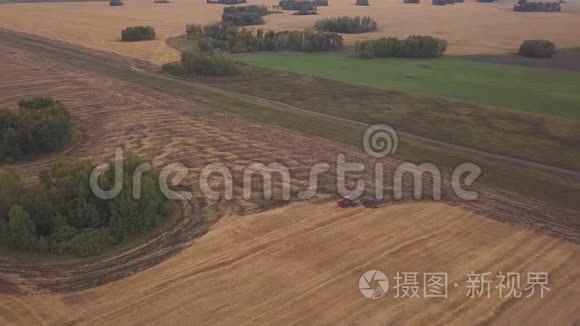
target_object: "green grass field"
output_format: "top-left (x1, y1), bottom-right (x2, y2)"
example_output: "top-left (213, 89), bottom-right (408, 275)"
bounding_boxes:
top-left (236, 52), bottom-right (580, 120)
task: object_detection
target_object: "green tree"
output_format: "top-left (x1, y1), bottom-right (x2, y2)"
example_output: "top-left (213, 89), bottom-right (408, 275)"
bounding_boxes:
top-left (66, 228), bottom-right (115, 257)
top-left (0, 168), bottom-right (21, 217)
top-left (8, 205), bottom-right (38, 251)
top-left (0, 98), bottom-right (72, 162)
top-left (0, 154), bottom-right (168, 258)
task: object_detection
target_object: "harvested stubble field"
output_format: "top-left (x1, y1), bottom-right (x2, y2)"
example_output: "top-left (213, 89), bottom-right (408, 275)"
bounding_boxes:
top-left (0, 35), bottom-right (579, 325)
top-left (1, 202), bottom-right (579, 325)
top-left (1, 0), bottom-right (580, 64)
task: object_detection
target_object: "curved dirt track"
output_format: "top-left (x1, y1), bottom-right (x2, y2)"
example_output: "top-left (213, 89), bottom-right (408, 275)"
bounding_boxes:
top-left (0, 200), bottom-right (205, 294)
top-left (0, 36), bottom-right (578, 298)
top-left (0, 202), bottom-right (578, 325)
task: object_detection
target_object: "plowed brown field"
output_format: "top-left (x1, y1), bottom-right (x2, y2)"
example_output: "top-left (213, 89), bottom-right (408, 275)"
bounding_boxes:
top-left (1, 0), bottom-right (580, 64)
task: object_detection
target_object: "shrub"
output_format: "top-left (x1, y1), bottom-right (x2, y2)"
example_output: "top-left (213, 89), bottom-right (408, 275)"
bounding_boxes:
top-left (180, 50), bottom-right (241, 76)
top-left (514, 0), bottom-right (561, 11)
top-left (355, 35), bottom-right (447, 58)
top-left (356, 0), bottom-right (369, 5)
top-left (432, 0), bottom-right (446, 5)
top-left (109, 0), bottom-right (124, 6)
top-left (121, 26), bottom-right (156, 42)
top-left (18, 97), bottom-right (58, 110)
top-left (0, 97), bottom-right (72, 162)
top-left (7, 205), bottom-right (37, 252)
top-left (161, 62), bottom-right (185, 76)
top-left (314, 16), bottom-right (377, 33)
top-left (316, 0), bottom-right (329, 5)
top-left (518, 40), bottom-right (556, 58)
top-left (186, 24), bottom-right (203, 36)
top-left (66, 228), bottom-right (116, 257)
top-left (404, 0), bottom-right (420, 3)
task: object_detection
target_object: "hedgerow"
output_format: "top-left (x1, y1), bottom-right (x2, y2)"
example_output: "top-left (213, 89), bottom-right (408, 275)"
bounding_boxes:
top-left (314, 16), bottom-right (377, 34)
top-left (513, 0), bottom-right (561, 11)
top-left (222, 5), bottom-right (269, 26)
top-left (185, 23), bottom-right (343, 53)
top-left (355, 35), bottom-right (448, 58)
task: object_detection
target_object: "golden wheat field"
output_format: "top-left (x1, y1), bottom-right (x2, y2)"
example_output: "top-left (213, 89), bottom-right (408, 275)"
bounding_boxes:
top-left (1, 0), bottom-right (580, 64)
top-left (1, 202), bottom-right (579, 325)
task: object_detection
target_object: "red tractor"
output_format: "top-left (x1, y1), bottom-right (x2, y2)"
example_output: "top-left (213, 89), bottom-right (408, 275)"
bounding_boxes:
top-left (337, 196), bottom-right (357, 208)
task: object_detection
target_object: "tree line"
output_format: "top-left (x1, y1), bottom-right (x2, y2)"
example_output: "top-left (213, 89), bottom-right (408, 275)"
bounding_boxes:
top-left (164, 49), bottom-right (241, 77)
top-left (222, 5), bottom-right (269, 26)
top-left (185, 23), bottom-right (343, 53)
top-left (0, 156), bottom-right (169, 258)
top-left (314, 16), bottom-right (378, 34)
top-left (514, 0), bottom-right (561, 12)
top-left (0, 97), bottom-right (73, 163)
top-left (355, 35), bottom-right (448, 58)
top-left (163, 24), bottom-right (343, 78)
top-left (279, 0), bottom-right (319, 14)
